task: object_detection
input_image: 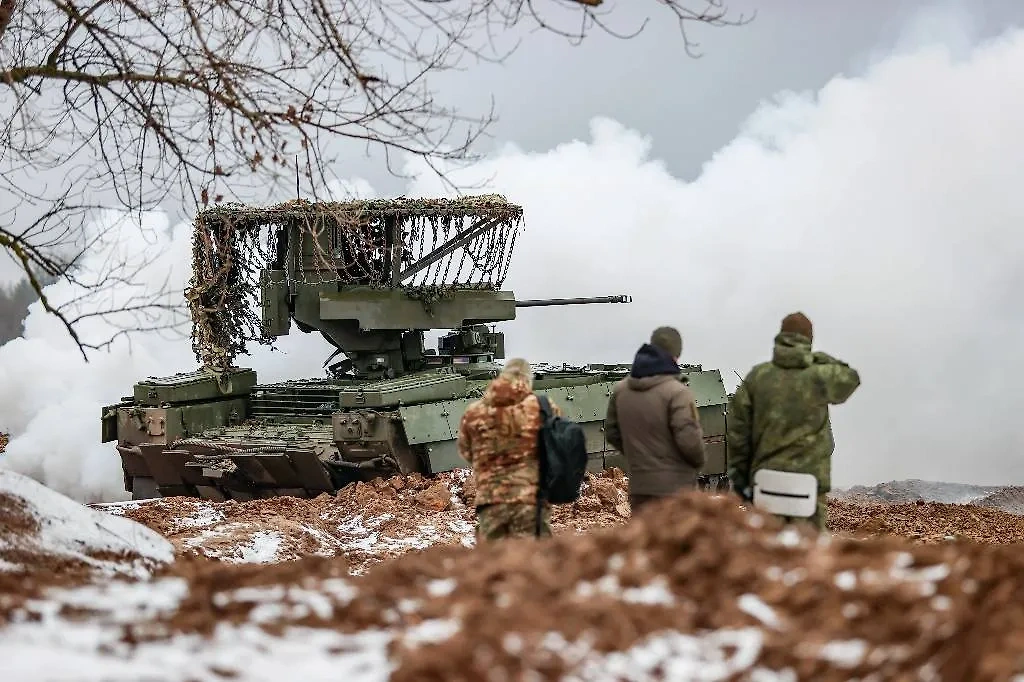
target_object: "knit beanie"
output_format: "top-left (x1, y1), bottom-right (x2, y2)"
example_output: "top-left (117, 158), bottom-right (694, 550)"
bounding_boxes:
top-left (780, 312), bottom-right (813, 341)
top-left (650, 326), bottom-right (683, 358)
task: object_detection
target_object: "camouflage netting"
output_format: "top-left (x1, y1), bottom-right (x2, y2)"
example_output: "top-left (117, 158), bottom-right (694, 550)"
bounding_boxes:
top-left (185, 195), bottom-right (524, 371)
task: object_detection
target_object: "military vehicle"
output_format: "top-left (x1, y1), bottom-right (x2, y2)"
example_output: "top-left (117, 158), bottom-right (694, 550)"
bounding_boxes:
top-left (101, 195), bottom-right (730, 501)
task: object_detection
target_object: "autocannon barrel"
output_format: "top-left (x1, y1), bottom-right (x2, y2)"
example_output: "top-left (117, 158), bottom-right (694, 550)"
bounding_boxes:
top-left (515, 295), bottom-right (633, 308)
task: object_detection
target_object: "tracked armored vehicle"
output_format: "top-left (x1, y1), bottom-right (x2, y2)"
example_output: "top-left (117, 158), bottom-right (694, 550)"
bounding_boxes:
top-left (102, 195), bottom-right (730, 501)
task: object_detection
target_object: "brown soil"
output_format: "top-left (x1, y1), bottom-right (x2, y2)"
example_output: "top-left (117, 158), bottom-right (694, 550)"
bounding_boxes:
top-left (827, 498), bottom-right (1024, 544)
top-left (114, 468), bottom-right (632, 573)
top-left (833, 481), bottom-right (1024, 517)
top-left (6, 469), bottom-right (1024, 678)
top-left (0, 493), bottom-right (44, 621)
top-left (114, 468), bottom-right (1024, 573)
top-left (128, 491), bottom-right (1024, 681)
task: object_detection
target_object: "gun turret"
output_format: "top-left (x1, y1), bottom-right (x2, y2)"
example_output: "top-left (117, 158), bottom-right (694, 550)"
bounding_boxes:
top-left (192, 195), bottom-right (633, 380)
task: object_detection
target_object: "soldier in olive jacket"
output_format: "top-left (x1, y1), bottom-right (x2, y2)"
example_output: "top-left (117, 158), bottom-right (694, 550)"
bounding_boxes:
top-left (727, 312), bottom-right (861, 530)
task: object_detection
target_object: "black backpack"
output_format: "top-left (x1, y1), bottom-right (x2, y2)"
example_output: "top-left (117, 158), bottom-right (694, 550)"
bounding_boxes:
top-left (535, 393), bottom-right (589, 508)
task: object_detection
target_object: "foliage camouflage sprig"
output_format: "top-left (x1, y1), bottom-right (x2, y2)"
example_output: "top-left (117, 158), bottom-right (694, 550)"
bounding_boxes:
top-left (185, 195), bottom-right (523, 371)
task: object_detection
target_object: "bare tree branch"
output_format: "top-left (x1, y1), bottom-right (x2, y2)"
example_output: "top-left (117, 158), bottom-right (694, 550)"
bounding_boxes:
top-left (0, 0), bottom-right (750, 360)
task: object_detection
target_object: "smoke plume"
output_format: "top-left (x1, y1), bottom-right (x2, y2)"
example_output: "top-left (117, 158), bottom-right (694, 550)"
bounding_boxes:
top-left (3, 25), bottom-right (1023, 501)
top-left (409, 27), bottom-right (1024, 489)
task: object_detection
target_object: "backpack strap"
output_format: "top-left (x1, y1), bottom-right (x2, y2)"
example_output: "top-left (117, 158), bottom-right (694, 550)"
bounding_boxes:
top-left (533, 392), bottom-right (550, 538)
top-left (536, 393), bottom-right (551, 420)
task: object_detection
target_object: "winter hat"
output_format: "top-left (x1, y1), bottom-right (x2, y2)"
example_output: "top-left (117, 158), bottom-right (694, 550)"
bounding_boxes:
top-left (650, 326), bottom-right (683, 358)
top-left (780, 312), bottom-right (813, 341)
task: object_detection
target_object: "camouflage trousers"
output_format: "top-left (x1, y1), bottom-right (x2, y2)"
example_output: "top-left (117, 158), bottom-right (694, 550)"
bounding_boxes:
top-left (475, 502), bottom-right (552, 542)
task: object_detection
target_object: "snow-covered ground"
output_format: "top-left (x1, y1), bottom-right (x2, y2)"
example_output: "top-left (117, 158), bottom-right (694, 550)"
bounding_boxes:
top-left (0, 469), bottom-right (172, 577)
top-left (92, 476), bottom-right (481, 571)
top-left (0, 572), bottom-right (797, 682)
top-left (90, 470), bottom-right (628, 572)
top-left (4, 468), bottom-right (1024, 681)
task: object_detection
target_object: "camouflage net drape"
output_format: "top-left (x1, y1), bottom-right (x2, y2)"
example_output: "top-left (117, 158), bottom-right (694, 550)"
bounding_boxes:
top-left (185, 195), bottom-right (524, 371)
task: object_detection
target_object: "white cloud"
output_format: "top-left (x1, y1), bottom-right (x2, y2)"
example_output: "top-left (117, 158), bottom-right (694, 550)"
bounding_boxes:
top-left (3, 24), bottom-right (1023, 500)
top-left (406, 28), bottom-right (1024, 488)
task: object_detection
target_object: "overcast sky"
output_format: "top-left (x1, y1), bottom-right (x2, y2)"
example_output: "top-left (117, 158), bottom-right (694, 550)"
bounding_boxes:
top-left (339, 0), bottom-right (1024, 193)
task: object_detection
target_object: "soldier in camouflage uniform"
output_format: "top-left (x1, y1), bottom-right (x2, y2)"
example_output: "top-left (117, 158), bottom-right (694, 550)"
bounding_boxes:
top-left (458, 358), bottom-right (563, 542)
top-left (726, 312), bottom-right (861, 531)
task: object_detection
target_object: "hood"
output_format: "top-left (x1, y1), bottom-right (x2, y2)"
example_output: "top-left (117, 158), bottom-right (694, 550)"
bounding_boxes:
top-left (771, 331), bottom-right (813, 369)
top-left (482, 374), bottom-right (532, 407)
top-left (629, 343), bottom-right (680, 379)
top-left (626, 374), bottom-right (680, 391)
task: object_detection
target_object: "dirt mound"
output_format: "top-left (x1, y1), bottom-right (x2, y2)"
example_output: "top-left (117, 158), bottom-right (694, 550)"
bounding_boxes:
top-left (7, 490), bottom-right (1019, 680)
top-left (346, 495), bottom-right (1024, 680)
top-left (0, 469), bottom-right (173, 621)
top-left (974, 486), bottom-right (1024, 516)
top-left (104, 468), bottom-right (632, 573)
top-left (831, 479), bottom-right (1024, 520)
top-left (3, 470), bottom-right (1024, 678)
top-left (827, 497), bottom-right (1024, 544)
top-left (835, 479), bottom-right (999, 505)
top-left (100, 467), bottom-right (1024, 577)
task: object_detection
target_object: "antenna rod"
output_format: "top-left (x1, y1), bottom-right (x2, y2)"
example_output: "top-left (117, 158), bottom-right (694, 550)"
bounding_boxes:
top-left (295, 155), bottom-right (300, 199)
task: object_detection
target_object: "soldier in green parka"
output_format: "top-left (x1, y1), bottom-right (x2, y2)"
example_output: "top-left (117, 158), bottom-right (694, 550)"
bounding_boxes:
top-left (726, 312), bottom-right (861, 530)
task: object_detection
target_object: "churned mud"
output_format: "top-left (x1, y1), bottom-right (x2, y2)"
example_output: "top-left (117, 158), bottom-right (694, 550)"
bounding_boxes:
top-left (102, 469), bottom-right (632, 573)
top-left (2, 465), bottom-right (1024, 679)
top-left (102, 467), bottom-right (1024, 574)
top-left (827, 498), bottom-right (1024, 544)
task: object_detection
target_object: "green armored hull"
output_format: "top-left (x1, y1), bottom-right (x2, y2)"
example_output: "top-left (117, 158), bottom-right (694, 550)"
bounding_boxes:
top-left (103, 362), bottom-right (729, 501)
top-left (102, 195), bottom-right (731, 501)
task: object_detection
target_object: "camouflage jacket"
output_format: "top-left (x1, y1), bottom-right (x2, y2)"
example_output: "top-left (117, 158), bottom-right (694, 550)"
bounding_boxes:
top-left (457, 375), bottom-right (562, 507)
top-left (726, 332), bottom-right (861, 497)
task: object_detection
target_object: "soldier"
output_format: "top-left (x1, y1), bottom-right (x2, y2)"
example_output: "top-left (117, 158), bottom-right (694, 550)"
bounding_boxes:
top-left (457, 357), bottom-right (563, 542)
top-left (604, 326), bottom-right (706, 515)
top-left (726, 312), bottom-right (861, 531)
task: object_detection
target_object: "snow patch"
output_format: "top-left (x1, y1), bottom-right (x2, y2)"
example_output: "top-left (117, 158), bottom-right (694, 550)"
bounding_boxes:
top-left (560, 628), bottom-right (769, 681)
top-left (426, 578), bottom-right (457, 597)
top-left (41, 578), bottom-right (189, 623)
top-left (774, 528), bottom-right (803, 548)
top-left (0, 575), bottom-right (392, 681)
top-left (402, 618), bottom-right (461, 646)
top-left (0, 621), bottom-right (396, 682)
top-left (236, 531), bottom-right (283, 563)
top-left (738, 594), bottom-right (782, 630)
top-left (89, 500), bottom-right (152, 515)
top-left (0, 469), bottom-right (173, 576)
top-left (817, 639), bottom-right (867, 668)
top-left (172, 505), bottom-right (226, 530)
top-left (575, 575), bottom-right (675, 606)
top-left (834, 571), bottom-right (857, 590)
